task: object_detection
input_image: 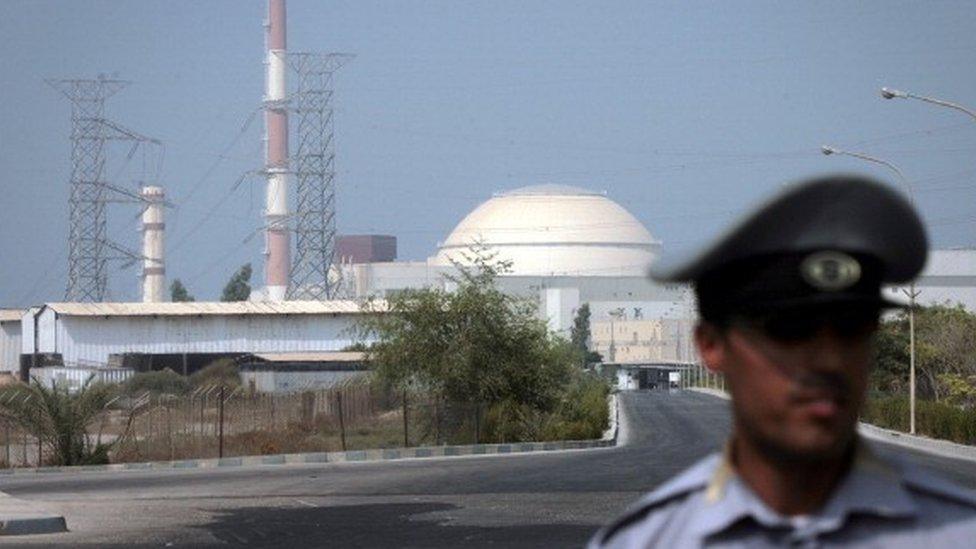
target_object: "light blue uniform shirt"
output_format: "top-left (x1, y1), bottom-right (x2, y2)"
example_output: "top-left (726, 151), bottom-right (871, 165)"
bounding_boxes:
top-left (590, 439), bottom-right (976, 548)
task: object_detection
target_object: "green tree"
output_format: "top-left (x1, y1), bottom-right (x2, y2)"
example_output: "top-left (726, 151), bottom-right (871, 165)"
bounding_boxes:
top-left (356, 245), bottom-right (610, 443)
top-left (170, 279), bottom-right (195, 302)
top-left (873, 303), bottom-right (976, 402)
top-left (357, 248), bottom-right (571, 410)
top-left (221, 263), bottom-right (252, 302)
top-left (571, 303), bottom-right (591, 355)
top-left (570, 303), bottom-right (602, 365)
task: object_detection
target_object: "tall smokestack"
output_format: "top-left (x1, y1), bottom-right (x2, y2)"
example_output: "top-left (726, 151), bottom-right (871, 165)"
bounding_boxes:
top-left (264, 0), bottom-right (290, 301)
top-left (141, 186), bottom-right (166, 303)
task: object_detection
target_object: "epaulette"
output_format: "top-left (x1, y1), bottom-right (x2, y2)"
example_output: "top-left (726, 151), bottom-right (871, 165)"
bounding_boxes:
top-left (595, 454), bottom-right (719, 546)
top-left (901, 466), bottom-right (976, 509)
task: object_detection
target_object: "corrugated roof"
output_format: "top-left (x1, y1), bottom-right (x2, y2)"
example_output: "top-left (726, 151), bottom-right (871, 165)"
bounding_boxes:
top-left (43, 300), bottom-right (386, 317)
top-left (251, 351), bottom-right (367, 363)
top-left (0, 309), bottom-right (24, 323)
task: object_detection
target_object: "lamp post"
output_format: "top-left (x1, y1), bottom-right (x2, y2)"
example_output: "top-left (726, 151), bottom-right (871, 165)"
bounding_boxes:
top-left (821, 145), bottom-right (920, 435)
top-left (881, 87), bottom-right (976, 122)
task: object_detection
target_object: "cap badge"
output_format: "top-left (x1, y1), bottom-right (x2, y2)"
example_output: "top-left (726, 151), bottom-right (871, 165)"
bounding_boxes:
top-left (800, 251), bottom-right (861, 291)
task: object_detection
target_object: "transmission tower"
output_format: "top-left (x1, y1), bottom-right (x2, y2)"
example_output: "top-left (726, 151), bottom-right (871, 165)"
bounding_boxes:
top-left (286, 53), bottom-right (353, 300)
top-left (48, 76), bottom-right (160, 302)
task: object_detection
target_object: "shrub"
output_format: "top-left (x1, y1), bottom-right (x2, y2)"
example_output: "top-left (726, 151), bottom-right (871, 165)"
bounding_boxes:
top-left (542, 373), bottom-right (610, 441)
top-left (863, 394), bottom-right (976, 445)
top-left (190, 358), bottom-right (241, 388)
top-left (483, 399), bottom-right (542, 443)
top-left (124, 368), bottom-right (189, 396)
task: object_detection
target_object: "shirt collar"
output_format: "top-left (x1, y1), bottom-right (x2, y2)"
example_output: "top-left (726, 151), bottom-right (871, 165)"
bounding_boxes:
top-left (693, 437), bottom-right (917, 540)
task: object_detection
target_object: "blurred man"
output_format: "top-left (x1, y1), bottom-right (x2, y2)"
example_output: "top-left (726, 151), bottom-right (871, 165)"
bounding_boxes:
top-left (591, 175), bottom-right (976, 547)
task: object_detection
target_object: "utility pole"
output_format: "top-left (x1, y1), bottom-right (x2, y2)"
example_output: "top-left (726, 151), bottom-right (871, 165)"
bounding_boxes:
top-left (821, 145), bottom-right (919, 434)
top-left (48, 76), bottom-right (161, 302)
top-left (879, 86), bottom-right (976, 434)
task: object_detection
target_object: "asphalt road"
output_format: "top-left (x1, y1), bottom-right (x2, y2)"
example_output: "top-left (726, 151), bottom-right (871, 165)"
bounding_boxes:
top-left (2, 390), bottom-right (975, 548)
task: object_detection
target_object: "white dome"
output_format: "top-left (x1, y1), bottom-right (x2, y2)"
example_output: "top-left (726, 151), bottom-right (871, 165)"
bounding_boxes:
top-left (432, 184), bottom-right (660, 276)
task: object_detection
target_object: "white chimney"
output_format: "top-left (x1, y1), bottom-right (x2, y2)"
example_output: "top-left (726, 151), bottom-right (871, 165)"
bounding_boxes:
top-left (141, 186), bottom-right (166, 302)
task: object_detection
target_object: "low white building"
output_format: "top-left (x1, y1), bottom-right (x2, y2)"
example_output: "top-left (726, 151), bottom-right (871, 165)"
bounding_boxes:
top-left (888, 248), bottom-right (976, 311)
top-left (30, 365), bottom-right (134, 392)
top-left (20, 301), bottom-right (379, 373)
top-left (239, 351), bottom-right (368, 393)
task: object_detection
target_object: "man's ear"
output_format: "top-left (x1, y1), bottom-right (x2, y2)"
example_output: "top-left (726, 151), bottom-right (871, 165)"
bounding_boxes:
top-left (695, 322), bottom-right (728, 374)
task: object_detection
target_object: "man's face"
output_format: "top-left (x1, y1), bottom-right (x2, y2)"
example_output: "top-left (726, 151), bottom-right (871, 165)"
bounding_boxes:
top-left (696, 306), bottom-right (877, 462)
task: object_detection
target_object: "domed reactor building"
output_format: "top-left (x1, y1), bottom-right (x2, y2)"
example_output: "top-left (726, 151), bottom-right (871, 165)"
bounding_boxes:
top-left (339, 184), bottom-right (696, 367)
top-left (432, 184), bottom-right (659, 277)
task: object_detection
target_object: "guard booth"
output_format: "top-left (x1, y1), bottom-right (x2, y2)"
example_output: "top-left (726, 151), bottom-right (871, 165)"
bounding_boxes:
top-left (601, 362), bottom-right (692, 391)
top-left (637, 367), bottom-right (675, 389)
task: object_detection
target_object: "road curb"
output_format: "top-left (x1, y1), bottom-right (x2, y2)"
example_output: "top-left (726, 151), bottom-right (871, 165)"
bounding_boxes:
top-left (858, 422), bottom-right (976, 463)
top-left (687, 387), bottom-right (730, 400)
top-left (0, 405), bottom-right (619, 478)
top-left (0, 514), bottom-right (68, 536)
top-left (602, 393), bottom-right (619, 443)
top-left (687, 386), bottom-right (976, 462)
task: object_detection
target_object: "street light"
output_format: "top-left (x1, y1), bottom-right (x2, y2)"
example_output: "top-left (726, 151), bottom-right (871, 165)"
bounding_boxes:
top-left (881, 87), bottom-right (976, 122)
top-left (821, 145), bottom-right (920, 435)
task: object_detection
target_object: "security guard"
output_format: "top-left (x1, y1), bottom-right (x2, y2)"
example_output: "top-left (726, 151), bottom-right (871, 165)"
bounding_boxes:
top-left (590, 174), bottom-right (976, 548)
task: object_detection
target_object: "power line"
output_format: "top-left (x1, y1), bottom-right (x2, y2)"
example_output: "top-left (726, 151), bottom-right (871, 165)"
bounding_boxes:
top-left (47, 76), bottom-right (158, 302)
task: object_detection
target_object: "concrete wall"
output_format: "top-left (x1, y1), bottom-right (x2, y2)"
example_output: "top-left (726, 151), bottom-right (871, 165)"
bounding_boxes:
top-left (543, 287), bottom-right (580, 338)
top-left (31, 366), bottom-right (133, 392)
top-left (20, 307), bottom-right (38, 355)
top-left (0, 320), bottom-right (21, 373)
top-left (344, 261), bottom-right (449, 298)
top-left (241, 370), bottom-right (365, 393)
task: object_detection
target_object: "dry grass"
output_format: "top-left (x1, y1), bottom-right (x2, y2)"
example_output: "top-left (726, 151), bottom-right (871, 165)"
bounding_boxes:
top-left (110, 407), bottom-right (406, 462)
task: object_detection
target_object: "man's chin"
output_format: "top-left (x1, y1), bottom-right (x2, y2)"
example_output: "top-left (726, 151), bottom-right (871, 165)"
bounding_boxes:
top-left (761, 426), bottom-right (856, 464)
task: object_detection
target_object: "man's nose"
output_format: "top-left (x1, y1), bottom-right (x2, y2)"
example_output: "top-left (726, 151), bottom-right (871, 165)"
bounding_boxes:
top-left (796, 328), bottom-right (854, 372)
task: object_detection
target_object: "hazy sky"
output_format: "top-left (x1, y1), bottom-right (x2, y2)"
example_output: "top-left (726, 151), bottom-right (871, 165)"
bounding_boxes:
top-left (2, 1), bottom-right (976, 306)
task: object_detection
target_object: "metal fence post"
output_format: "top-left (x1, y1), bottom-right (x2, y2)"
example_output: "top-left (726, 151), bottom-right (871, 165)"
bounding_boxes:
top-left (475, 403), bottom-right (481, 444)
top-left (402, 389), bottom-right (409, 448)
top-left (169, 400), bottom-right (176, 460)
top-left (337, 390), bottom-right (347, 451)
top-left (218, 386), bottom-right (225, 459)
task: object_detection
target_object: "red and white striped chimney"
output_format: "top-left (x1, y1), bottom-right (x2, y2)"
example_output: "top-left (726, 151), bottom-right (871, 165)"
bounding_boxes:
top-left (264, 0), bottom-right (289, 301)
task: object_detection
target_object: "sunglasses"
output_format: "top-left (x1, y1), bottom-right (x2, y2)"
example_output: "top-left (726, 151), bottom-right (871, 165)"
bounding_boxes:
top-left (733, 307), bottom-right (880, 343)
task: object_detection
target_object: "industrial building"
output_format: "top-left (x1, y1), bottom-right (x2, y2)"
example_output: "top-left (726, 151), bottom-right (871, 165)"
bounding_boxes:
top-left (16, 301), bottom-right (377, 379)
top-left (239, 351), bottom-right (367, 393)
top-left (11, 180), bottom-right (976, 385)
top-left (337, 184), bottom-right (684, 341)
top-left (336, 235), bottom-right (397, 264)
top-left (334, 184), bottom-right (976, 367)
top-left (888, 249), bottom-right (976, 311)
top-left (590, 318), bottom-right (696, 364)
top-left (432, 184), bottom-right (660, 277)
